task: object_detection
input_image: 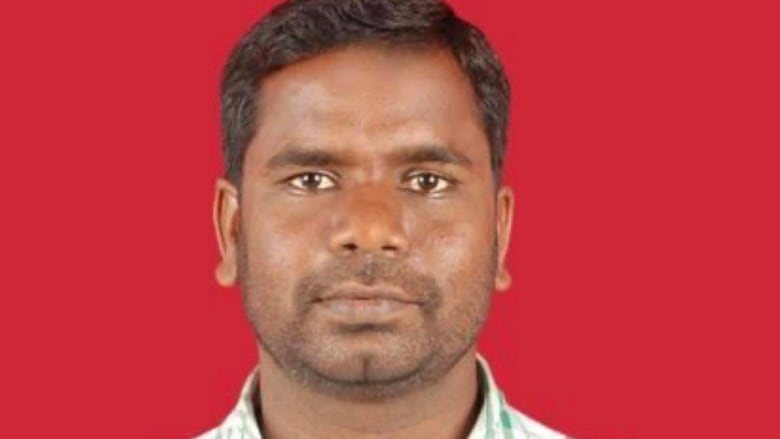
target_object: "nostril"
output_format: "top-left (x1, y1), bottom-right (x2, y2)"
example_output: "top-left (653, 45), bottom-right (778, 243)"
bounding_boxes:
top-left (342, 243), bottom-right (358, 252)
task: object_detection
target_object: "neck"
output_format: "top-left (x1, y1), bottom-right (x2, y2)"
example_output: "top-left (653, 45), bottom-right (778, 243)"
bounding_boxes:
top-left (256, 347), bottom-right (482, 439)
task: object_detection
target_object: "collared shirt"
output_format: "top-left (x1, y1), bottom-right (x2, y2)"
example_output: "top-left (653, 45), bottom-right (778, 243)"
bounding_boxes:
top-left (196, 355), bottom-right (567, 439)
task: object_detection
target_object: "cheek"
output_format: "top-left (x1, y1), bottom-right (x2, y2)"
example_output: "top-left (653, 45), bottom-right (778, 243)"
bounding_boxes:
top-left (414, 215), bottom-right (494, 286)
top-left (240, 202), bottom-right (325, 306)
top-left (244, 220), bottom-right (295, 274)
top-left (243, 195), bottom-right (326, 264)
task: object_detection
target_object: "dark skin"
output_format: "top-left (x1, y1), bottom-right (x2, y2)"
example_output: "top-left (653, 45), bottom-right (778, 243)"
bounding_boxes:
top-left (213, 45), bottom-right (515, 439)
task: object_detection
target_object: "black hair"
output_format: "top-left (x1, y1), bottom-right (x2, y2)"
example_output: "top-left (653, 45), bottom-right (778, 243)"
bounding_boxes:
top-left (220, 0), bottom-right (510, 187)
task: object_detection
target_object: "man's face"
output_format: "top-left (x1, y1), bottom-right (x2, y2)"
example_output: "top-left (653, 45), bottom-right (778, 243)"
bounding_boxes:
top-left (214, 45), bottom-right (514, 399)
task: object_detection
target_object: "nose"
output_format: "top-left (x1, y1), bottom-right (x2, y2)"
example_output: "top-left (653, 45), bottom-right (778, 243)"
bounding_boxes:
top-left (329, 185), bottom-right (410, 257)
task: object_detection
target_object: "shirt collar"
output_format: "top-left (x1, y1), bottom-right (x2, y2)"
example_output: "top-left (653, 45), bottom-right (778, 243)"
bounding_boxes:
top-left (208, 354), bottom-right (526, 439)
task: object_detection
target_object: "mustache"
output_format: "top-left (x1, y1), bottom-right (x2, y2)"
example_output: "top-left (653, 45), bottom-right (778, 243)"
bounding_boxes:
top-left (295, 255), bottom-right (443, 308)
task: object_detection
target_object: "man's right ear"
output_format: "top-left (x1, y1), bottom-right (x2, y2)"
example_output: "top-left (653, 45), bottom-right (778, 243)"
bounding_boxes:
top-left (213, 178), bottom-right (240, 287)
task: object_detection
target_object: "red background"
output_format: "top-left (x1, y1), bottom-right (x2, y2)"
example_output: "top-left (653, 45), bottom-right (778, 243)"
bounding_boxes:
top-left (1, 0), bottom-right (778, 437)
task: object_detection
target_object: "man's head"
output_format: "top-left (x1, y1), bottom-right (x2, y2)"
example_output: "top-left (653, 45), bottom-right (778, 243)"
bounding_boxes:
top-left (213, 0), bottom-right (514, 401)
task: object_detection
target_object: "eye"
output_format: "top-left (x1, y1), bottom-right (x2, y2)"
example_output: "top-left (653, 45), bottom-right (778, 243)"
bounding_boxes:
top-left (406, 172), bottom-right (454, 194)
top-left (286, 172), bottom-right (337, 191)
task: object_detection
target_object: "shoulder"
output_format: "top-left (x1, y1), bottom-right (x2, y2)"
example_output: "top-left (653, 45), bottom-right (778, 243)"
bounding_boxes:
top-left (193, 421), bottom-right (259, 439)
top-left (191, 408), bottom-right (261, 439)
top-left (475, 353), bottom-right (570, 439)
top-left (192, 428), bottom-right (219, 439)
top-left (190, 367), bottom-right (263, 439)
top-left (503, 404), bottom-right (570, 439)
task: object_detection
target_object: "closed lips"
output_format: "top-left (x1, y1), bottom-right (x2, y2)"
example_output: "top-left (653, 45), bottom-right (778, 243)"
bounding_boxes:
top-left (315, 285), bottom-right (421, 305)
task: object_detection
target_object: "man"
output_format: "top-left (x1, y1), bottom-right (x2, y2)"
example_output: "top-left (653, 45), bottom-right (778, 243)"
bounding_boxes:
top-left (203, 0), bottom-right (567, 438)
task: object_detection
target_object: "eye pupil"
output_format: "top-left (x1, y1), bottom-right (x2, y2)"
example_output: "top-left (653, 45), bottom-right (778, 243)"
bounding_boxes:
top-left (417, 174), bottom-right (439, 191)
top-left (302, 173), bottom-right (321, 188)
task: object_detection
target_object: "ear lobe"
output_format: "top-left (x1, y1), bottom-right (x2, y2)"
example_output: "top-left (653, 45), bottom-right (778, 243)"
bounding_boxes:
top-left (215, 256), bottom-right (238, 287)
top-left (495, 266), bottom-right (512, 291)
top-left (213, 178), bottom-right (240, 287)
top-left (494, 186), bottom-right (515, 292)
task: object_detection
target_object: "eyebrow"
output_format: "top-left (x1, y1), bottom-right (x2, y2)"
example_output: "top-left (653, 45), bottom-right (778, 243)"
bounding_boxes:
top-left (266, 147), bottom-right (350, 169)
top-left (265, 144), bottom-right (473, 170)
top-left (389, 144), bottom-right (473, 168)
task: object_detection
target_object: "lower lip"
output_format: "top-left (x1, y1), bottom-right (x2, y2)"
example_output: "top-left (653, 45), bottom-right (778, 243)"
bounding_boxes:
top-left (315, 298), bottom-right (417, 321)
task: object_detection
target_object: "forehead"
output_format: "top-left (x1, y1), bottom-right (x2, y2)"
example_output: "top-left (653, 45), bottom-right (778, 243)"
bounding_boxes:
top-left (247, 44), bottom-right (491, 171)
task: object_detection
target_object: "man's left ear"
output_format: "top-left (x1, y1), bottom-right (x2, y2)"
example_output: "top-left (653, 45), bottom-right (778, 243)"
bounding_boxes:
top-left (494, 185), bottom-right (515, 291)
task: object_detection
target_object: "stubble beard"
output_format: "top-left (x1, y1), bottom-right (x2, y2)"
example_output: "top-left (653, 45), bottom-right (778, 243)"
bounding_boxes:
top-left (237, 234), bottom-right (498, 402)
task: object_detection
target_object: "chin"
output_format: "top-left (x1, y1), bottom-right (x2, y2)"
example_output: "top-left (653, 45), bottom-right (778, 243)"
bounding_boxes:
top-left (306, 357), bottom-right (431, 401)
top-left (284, 341), bottom-right (441, 400)
top-left (312, 343), bottom-right (424, 381)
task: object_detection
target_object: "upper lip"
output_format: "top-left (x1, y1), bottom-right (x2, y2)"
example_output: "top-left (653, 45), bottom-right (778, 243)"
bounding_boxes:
top-left (315, 283), bottom-right (420, 304)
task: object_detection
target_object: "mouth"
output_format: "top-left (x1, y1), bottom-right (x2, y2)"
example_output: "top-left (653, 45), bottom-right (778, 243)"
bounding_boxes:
top-left (312, 283), bottom-right (422, 322)
top-left (314, 282), bottom-right (421, 304)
